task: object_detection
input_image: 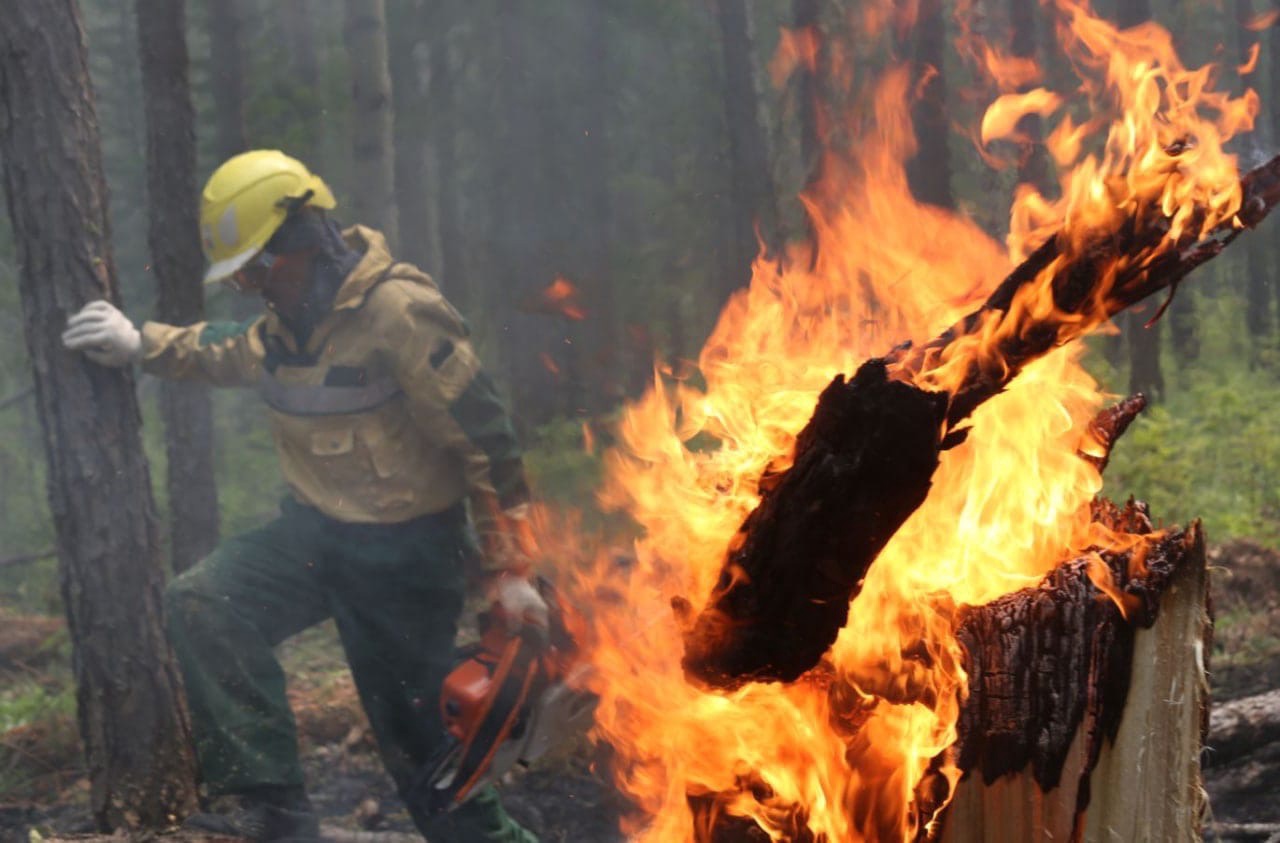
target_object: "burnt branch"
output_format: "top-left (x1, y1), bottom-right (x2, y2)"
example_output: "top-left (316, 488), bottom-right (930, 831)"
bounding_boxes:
top-left (682, 153), bottom-right (1280, 689)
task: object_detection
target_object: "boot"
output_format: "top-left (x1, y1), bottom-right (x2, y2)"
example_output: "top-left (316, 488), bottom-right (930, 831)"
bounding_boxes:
top-left (183, 785), bottom-right (322, 842)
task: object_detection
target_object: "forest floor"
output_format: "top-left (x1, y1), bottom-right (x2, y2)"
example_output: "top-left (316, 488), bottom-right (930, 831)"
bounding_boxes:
top-left (1, 539), bottom-right (1278, 843)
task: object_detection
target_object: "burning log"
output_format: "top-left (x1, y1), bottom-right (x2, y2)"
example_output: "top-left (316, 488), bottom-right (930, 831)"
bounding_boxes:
top-left (934, 510), bottom-right (1210, 842)
top-left (700, 499), bottom-right (1210, 842)
top-left (681, 152), bottom-right (1280, 689)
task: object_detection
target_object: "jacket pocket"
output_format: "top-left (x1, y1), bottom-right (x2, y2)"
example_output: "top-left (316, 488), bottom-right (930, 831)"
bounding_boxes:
top-left (358, 423), bottom-right (402, 479)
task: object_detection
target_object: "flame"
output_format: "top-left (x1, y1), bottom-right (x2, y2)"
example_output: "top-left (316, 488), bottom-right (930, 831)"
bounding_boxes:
top-left (525, 276), bottom-right (588, 321)
top-left (558, 2), bottom-right (1258, 841)
top-left (1246, 9), bottom-right (1280, 32)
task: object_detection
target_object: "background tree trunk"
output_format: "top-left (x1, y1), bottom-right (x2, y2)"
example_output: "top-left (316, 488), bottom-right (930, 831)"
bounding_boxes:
top-left (1115, 0), bottom-right (1164, 399)
top-left (203, 0), bottom-right (248, 161)
top-left (490, 0), bottom-right (570, 423)
top-left (343, 0), bottom-right (399, 247)
top-left (793, 0), bottom-right (823, 191)
top-left (713, 0), bottom-right (780, 299)
top-left (576, 0), bottom-right (618, 411)
top-left (278, 0), bottom-right (323, 164)
top-left (427, 4), bottom-right (466, 314)
top-left (1010, 0), bottom-right (1051, 195)
top-left (907, 0), bottom-right (954, 209)
top-left (0, 0), bottom-right (198, 829)
top-left (388, 0), bottom-right (436, 272)
top-left (1235, 0), bottom-right (1271, 357)
top-left (136, 0), bottom-right (220, 574)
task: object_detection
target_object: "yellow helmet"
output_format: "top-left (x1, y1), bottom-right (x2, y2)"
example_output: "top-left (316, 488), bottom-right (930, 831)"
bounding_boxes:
top-left (199, 149), bottom-right (336, 284)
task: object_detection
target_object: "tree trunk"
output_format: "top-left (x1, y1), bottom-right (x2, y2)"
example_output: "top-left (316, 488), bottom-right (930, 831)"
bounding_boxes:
top-left (136, 0), bottom-right (220, 574)
top-left (0, 0), bottom-right (198, 829)
top-left (344, 0), bottom-right (399, 247)
top-left (1010, 0), bottom-right (1051, 195)
top-left (388, 0), bottom-right (435, 272)
top-left (277, 0), bottom-right (323, 165)
top-left (491, 0), bottom-right (569, 423)
top-left (427, 7), bottom-right (466, 314)
top-left (1114, 0), bottom-right (1164, 397)
top-left (793, 0), bottom-right (824, 190)
top-left (713, 0), bottom-right (781, 299)
top-left (1236, 0), bottom-right (1271, 352)
top-left (203, 0), bottom-right (248, 161)
top-left (936, 519), bottom-right (1209, 842)
top-left (577, 0), bottom-right (617, 411)
top-left (907, 0), bottom-right (954, 209)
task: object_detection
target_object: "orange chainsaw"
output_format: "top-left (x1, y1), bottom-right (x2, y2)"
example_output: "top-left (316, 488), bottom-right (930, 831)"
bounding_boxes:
top-left (411, 578), bottom-right (597, 814)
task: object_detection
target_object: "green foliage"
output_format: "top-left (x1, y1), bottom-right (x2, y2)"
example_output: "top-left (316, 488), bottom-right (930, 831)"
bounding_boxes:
top-left (1097, 284), bottom-right (1280, 544)
top-left (525, 417), bottom-right (603, 509)
top-left (0, 678), bottom-right (74, 733)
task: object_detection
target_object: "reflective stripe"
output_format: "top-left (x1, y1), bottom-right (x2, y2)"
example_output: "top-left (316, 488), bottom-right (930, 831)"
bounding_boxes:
top-left (260, 371), bottom-right (402, 416)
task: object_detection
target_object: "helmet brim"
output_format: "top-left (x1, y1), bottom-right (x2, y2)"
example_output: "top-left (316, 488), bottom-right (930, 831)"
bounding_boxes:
top-left (203, 246), bottom-right (260, 285)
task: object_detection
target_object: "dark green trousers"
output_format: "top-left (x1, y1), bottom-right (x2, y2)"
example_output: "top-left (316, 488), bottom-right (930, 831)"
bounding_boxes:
top-left (165, 498), bottom-right (537, 842)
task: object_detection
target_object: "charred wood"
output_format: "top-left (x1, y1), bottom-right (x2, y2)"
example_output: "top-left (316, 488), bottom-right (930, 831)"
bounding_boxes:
top-left (702, 502), bottom-right (1207, 841)
top-left (682, 153), bottom-right (1280, 689)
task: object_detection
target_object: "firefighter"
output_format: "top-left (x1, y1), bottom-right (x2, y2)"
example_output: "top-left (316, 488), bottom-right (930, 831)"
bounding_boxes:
top-left (62, 150), bottom-right (544, 843)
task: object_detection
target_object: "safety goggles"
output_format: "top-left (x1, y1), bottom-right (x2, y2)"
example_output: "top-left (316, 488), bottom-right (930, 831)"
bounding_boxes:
top-left (228, 249), bottom-right (276, 293)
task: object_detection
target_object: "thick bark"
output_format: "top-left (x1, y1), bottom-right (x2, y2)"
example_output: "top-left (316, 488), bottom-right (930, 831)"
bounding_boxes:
top-left (0, 0), bottom-right (198, 829)
top-left (203, 0), bottom-right (248, 160)
top-left (713, 0), bottom-right (781, 298)
top-left (907, 0), bottom-right (954, 209)
top-left (681, 152), bottom-right (1280, 688)
top-left (388, 0), bottom-right (435, 272)
top-left (344, 0), bottom-right (399, 246)
top-left (937, 513), bottom-right (1210, 842)
top-left (136, 0), bottom-right (220, 573)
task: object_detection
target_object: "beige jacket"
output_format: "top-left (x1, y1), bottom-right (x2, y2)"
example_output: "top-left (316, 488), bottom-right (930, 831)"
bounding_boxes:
top-left (140, 226), bottom-right (529, 536)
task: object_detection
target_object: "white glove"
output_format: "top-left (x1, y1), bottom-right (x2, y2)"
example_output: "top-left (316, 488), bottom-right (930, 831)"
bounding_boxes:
top-left (490, 574), bottom-right (550, 633)
top-left (61, 300), bottom-right (142, 367)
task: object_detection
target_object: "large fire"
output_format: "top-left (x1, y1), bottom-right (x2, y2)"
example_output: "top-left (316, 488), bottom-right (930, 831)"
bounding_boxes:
top-left (550, 1), bottom-right (1258, 840)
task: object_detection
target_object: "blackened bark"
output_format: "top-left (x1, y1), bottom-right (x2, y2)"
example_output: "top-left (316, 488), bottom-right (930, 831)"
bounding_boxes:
top-left (907, 0), bottom-right (954, 208)
top-left (136, 0), bottom-right (220, 573)
top-left (344, 0), bottom-right (400, 246)
top-left (713, 0), bottom-right (781, 298)
top-left (388, 0), bottom-right (434, 271)
top-left (203, 0), bottom-right (248, 160)
top-left (0, 0), bottom-right (198, 828)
